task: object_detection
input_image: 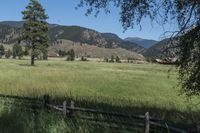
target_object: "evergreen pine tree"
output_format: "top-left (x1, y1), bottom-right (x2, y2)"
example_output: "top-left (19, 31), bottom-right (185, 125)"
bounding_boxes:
top-left (116, 56), bottom-right (120, 63)
top-left (0, 45), bottom-right (5, 58)
top-left (70, 49), bottom-right (75, 61)
top-left (66, 49), bottom-right (75, 61)
top-left (21, 0), bottom-right (48, 65)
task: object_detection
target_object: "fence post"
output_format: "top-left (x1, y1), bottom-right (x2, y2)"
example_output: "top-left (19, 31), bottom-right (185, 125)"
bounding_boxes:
top-left (145, 112), bottom-right (150, 133)
top-left (70, 100), bottom-right (75, 117)
top-left (63, 100), bottom-right (67, 117)
top-left (43, 95), bottom-right (50, 108)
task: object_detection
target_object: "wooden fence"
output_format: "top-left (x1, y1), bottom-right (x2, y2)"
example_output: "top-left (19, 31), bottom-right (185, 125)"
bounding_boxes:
top-left (0, 94), bottom-right (189, 133)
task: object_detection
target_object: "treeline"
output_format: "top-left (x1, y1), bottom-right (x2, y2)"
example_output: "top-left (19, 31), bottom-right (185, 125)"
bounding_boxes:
top-left (0, 44), bottom-right (29, 59)
top-left (58, 49), bottom-right (88, 62)
top-left (57, 49), bottom-right (75, 61)
top-left (103, 56), bottom-right (141, 63)
top-left (104, 55), bottom-right (121, 63)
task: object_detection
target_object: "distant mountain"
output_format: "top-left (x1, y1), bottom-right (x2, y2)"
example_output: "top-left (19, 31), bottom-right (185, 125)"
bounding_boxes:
top-left (0, 21), bottom-right (58, 28)
top-left (0, 23), bottom-right (20, 43)
top-left (48, 26), bottom-right (146, 53)
top-left (124, 37), bottom-right (158, 48)
top-left (0, 21), bottom-right (146, 59)
top-left (0, 21), bottom-right (25, 28)
top-left (0, 21), bottom-right (145, 54)
top-left (143, 38), bottom-right (177, 58)
top-left (101, 33), bottom-right (146, 53)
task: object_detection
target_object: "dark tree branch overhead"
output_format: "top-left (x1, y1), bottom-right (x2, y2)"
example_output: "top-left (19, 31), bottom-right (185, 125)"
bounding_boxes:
top-left (77, 0), bottom-right (199, 31)
top-left (78, 0), bottom-right (200, 96)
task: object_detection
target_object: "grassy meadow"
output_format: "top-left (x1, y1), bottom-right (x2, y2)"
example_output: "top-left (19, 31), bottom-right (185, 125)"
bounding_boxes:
top-left (0, 58), bottom-right (181, 107)
top-left (0, 58), bottom-right (199, 132)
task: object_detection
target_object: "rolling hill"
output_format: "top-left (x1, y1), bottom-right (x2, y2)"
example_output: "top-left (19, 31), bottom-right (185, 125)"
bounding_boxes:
top-left (48, 26), bottom-right (146, 53)
top-left (0, 21), bottom-right (145, 53)
top-left (0, 21), bottom-right (145, 59)
top-left (48, 40), bottom-right (144, 59)
top-left (1, 21), bottom-right (179, 59)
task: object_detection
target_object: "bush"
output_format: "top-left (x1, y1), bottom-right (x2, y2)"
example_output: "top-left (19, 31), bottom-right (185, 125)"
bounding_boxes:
top-left (58, 50), bottom-right (67, 57)
top-left (81, 56), bottom-right (88, 61)
top-left (127, 57), bottom-right (136, 63)
top-left (104, 57), bottom-right (109, 62)
top-left (66, 56), bottom-right (72, 61)
top-left (5, 49), bottom-right (12, 59)
top-left (116, 56), bottom-right (121, 63)
top-left (66, 49), bottom-right (75, 61)
top-left (13, 44), bottom-right (23, 59)
top-left (109, 55), bottom-right (114, 63)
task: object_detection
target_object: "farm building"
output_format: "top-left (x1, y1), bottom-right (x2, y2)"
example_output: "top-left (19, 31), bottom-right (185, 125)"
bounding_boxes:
top-left (48, 51), bottom-right (59, 57)
top-left (155, 58), bottom-right (178, 65)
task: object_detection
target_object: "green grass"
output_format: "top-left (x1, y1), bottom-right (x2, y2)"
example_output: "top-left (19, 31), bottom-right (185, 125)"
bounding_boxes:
top-left (0, 59), bottom-right (187, 109)
top-left (0, 58), bottom-right (199, 132)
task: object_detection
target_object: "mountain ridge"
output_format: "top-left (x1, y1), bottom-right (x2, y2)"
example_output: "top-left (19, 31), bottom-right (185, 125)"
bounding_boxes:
top-left (1, 21), bottom-right (175, 59)
top-left (124, 37), bottom-right (158, 48)
top-left (0, 21), bottom-right (146, 54)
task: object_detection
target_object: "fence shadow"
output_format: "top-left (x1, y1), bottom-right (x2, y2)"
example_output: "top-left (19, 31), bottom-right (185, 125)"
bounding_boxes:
top-left (0, 102), bottom-right (68, 133)
top-left (0, 95), bottom-right (198, 133)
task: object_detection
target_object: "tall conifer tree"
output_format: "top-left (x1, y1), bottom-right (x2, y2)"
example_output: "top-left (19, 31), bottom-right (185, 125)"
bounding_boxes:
top-left (0, 45), bottom-right (5, 58)
top-left (21, 0), bottom-right (48, 65)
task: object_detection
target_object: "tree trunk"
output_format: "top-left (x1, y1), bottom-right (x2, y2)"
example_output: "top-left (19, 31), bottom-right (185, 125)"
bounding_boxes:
top-left (31, 54), bottom-right (35, 66)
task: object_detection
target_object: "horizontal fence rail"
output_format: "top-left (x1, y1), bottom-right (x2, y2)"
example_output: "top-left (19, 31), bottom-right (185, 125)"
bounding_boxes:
top-left (0, 94), bottom-right (189, 133)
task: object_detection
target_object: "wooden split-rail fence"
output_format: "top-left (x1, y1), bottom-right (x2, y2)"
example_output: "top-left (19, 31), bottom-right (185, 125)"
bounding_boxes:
top-left (0, 94), bottom-right (189, 133)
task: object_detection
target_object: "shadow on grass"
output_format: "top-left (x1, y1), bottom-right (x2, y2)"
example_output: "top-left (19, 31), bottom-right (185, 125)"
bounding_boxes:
top-left (50, 96), bottom-right (200, 131)
top-left (0, 96), bottom-right (199, 133)
top-left (0, 103), bottom-right (68, 133)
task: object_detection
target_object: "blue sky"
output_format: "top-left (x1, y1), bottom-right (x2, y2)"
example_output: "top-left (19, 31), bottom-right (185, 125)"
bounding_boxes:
top-left (0, 0), bottom-right (178, 40)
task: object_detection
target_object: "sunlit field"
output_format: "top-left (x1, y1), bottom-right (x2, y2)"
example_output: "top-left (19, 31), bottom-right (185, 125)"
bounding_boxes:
top-left (0, 58), bottom-right (197, 109)
top-left (0, 58), bottom-right (199, 132)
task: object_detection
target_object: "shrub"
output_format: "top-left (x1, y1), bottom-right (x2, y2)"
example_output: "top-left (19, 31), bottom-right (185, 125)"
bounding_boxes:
top-left (66, 49), bottom-right (75, 61)
top-left (116, 56), bottom-right (121, 63)
top-left (5, 49), bottom-right (12, 59)
top-left (13, 44), bottom-right (23, 59)
top-left (104, 57), bottom-right (109, 62)
top-left (109, 55), bottom-right (114, 63)
top-left (58, 50), bottom-right (67, 57)
top-left (81, 56), bottom-right (88, 61)
top-left (127, 57), bottom-right (136, 63)
top-left (66, 55), bottom-right (72, 61)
